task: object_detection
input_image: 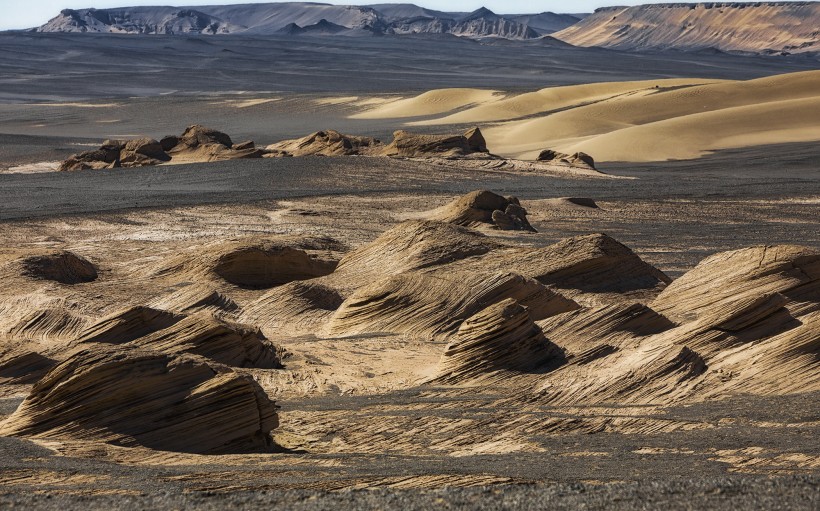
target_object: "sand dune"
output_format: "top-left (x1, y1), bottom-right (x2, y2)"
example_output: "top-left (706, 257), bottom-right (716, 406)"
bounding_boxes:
top-left (409, 78), bottom-right (720, 125)
top-left (350, 88), bottom-right (503, 119)
top-left (355, 70), bottom-right (820, 162)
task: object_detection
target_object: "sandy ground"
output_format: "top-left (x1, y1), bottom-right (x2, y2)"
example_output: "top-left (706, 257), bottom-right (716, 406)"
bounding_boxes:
top-left (0, 35), bottom-right (818, 508)
top-left (349, 71), bottom-right (820, 161)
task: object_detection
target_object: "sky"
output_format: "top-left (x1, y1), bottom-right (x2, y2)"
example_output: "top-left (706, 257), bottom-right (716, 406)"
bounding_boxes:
top-left (2, 0), bottom-right (683, 31)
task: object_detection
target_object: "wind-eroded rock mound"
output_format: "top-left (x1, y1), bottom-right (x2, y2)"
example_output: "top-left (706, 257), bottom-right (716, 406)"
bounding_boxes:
top-left (433, 299), bottom-right (563, 383)
top-left (328, 272), bottom-right (578, 340)
top-left (74, 306), bottom-right (278, 368)
top-left (15, 250), bottom-right (98, 285)
top-left (537, 149), bottom-right (596, 169)
top-left (127, 313), bottom-right (280, 369)
top-left (382, 127), bottom-right (491, 158)
top-left (149, 284), bottom-right (240, 315)
top-left (511, 233), bottom-right (672, 299)
top-left (652, 245), bottom-right (820, 324)
top-left (265, 130), bottom-right (382, 157)
top-left (326, 220), bottom-right (499, 291)
top-left (429, 190), bottom-right (536, 232)
top-left (155, 239), bottom-right (339, 290)
top-left (243, 281), bottom-right (344, 335)
top-left (0, 347), bottom-right (279, 453)
top-left (59, 125), bottom-right (263, 171)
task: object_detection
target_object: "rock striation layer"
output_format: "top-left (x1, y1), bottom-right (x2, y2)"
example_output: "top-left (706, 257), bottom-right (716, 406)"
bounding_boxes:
top-left (0, 346), bottom-right (279, 453)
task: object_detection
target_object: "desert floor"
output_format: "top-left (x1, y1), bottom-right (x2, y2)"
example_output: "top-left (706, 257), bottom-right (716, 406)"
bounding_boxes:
top-left (0, 34), bottom-right (818, 509)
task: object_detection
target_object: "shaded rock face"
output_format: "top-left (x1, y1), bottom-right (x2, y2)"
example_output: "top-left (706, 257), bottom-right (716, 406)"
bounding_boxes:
top-left (537, 149), bottom-right (596, 169)
top-left (0, 346), bottom-right (279, 454)
top-left (434, 299), bottom-right (563, 383)
top-left (19, 251), bottom-right (98, 284)
top-left (59, 125), bottom-right (262, 171)
top-left (430, 190), bottom-right (536, 232)
top-left (0, 351), bottom-right (56, 385)
top-left (381, 128), bottom-right (491, 158)
top-left (265, 130), bottom-right (382, 157)
top-left (212, 244), bottom-right (338, 289)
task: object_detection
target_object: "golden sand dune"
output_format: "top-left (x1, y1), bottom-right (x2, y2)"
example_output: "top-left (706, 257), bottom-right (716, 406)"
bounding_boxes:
top-left (350, 88), bottom-right (502, 120)
top-left (409, 78), bottom-right (719, 125)
top-left (352, 70), bottom-right (820, 162)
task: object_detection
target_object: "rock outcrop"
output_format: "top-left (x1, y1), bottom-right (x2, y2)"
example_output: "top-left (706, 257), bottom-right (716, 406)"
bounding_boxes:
top-left (537, 149), bottom-right (596, 169)
top-left (0, 346), bottom-right (279, 453)
top-left (265, 130), bottom-right (382, 157)
top-left (429, 190), bottom-right (536, 232)
top-left (327, 271), bottom-right (578, 340)
top-left (381, 128), bottom-right (491, 158)
top-left (433, 299), bottom-right (563, 383)
top-left (16, 251), bottom-right (98, 284)
top-left (59, 125), bottom-right (263, 171)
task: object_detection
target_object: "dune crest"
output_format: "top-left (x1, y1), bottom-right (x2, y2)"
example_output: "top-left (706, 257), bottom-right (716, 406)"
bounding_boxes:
top-left (351, 71), bottom-right (820, 163)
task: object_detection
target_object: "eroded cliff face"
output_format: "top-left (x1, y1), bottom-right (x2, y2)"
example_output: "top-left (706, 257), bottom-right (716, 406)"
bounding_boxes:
top-left (554, 2), bottom-right (820, 54)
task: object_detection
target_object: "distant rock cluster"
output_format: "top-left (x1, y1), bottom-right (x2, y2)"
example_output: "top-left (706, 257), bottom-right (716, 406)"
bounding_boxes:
top-left (60, 125), bottom-right (262, 171)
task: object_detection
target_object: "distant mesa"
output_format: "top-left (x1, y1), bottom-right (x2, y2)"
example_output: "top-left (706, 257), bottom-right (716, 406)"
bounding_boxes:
top-left (553, 2), bottom-right (820, 54)
top-left (0, 346), bottom-right (279, 453)
top-left (59, 125), bottom-right (263, 171)
top-left (34, 3), bottom-right (581, 40)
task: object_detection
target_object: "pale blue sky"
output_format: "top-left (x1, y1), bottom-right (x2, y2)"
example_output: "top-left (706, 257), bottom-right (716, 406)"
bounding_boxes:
top-left (2, 1), bottom-right (680, 31)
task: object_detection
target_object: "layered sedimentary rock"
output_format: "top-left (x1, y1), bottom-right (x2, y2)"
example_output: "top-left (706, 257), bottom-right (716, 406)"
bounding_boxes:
top-left (327, 271), bottom-right (578, 340)
top-left (126, 313), bottom-right (280, 369)
top-left (265, 130), bottom-right (382, 157)
top-left (0, 346), bottom-right (279, 453)
top-left (652, 245), bottom-right (820, 324)
top-left (325, 220), bottom-right (499, 292)
top-left (76, 306), bottom-right (184, 345)
top-left (433, 299), bottom-right (562, 383)
top-left (243, 281), bottom-right (344, 336)
top-left (149, 284), bottom-right (240, 315)
top-left (428, 190), bottom-right (536, 232)
top-left (59, 125), bottom-right (263, 171)
top-left (382, 128), bottom-right (490, 158)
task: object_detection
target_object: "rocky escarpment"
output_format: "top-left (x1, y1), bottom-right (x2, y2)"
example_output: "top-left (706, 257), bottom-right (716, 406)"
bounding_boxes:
top-left (0, 346), bottom-right (278, 453)
top-left (554, 2), bottom-right (820, 54)
top-left (36, 4), bottom-right (576, 39)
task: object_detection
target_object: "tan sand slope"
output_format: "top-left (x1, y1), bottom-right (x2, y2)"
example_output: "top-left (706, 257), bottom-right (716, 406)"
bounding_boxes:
top-left (350, 88), bottom-right (503, 120)
top-left (553, 3), bottom-right (820, 54)
top-left (365, 70), bottom-right (820, 162)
